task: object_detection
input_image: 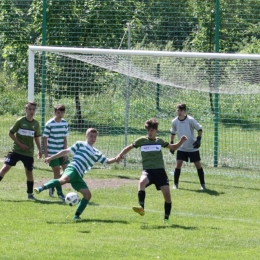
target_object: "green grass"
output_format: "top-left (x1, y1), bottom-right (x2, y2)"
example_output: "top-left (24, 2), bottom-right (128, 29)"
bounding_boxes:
top-left (1, 164), bottom-right (260, 260)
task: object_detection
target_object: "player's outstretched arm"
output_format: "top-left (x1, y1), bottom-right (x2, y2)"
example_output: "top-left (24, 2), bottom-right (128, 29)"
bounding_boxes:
top-left (168, 135), bottom-right (187, 150)
top-left (116, 144), bottom-right (134, 161)
top-left (45, 148), bottom-right (70, 163)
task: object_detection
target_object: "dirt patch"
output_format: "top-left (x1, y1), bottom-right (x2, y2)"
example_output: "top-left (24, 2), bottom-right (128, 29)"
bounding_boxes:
top-left (35, 178), bottom-right (138, 190)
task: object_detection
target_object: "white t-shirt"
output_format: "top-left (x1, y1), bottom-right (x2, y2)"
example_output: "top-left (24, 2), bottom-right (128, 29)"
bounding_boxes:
top-left (170, 115), bottom-right (202, 152)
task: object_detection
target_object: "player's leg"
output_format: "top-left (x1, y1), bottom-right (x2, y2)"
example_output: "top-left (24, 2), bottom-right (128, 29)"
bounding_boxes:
top-left (70, 175), bottom-right (90, 220)
top-left (132, 171), bottom-right (149, 216)
top-left (0, 164), bottom-right (12, 181)
top-left (73, 187), bottom-right (91, 220)
top-left (52, 165), bottom-right (65, 200)
top-left (173, 150), bottom-right (188, 189)
top-left (191, 151), bottom-right (206, 190)
top-left (0, 152), bottom-right (18, 181)
top-left (194, 161), bottom-right (206, 190)
top-left (23, 155), bottom-right (35, 200)
top-left (160, 185), bottom-right (172, 223)
top-left (34, 170), bottom-right (70, 194)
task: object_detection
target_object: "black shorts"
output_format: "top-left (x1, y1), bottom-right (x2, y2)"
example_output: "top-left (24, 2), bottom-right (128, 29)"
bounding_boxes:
top-left (177, 150), bottom-right (201, 163)
top-left (142, 168), bottom-right (169, 190)
top-left (4, 152), bottom-right (34, 171)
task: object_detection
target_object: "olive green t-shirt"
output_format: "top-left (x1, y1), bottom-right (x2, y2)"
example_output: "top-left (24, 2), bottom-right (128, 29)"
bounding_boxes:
top-left (132, 136), bottom-right (169, 170)
top-left (10, 116), bottom-right (41, 157)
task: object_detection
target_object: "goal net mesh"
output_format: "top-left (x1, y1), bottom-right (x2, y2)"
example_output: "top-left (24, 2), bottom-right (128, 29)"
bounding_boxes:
top-left (31, 49), bottom-right (260, 177)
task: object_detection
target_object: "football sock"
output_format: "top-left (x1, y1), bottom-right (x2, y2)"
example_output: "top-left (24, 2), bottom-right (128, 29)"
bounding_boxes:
top-left (75, 198), bottom-right (89, 216)
top-left (164, 202), bottom-right (172, 219)
top-left (138, 190), bottom-right (145, 209)
top-left (56, 185), bottom-right (63, 195)
top-left (174, 168), bottom-right (181, 184)
top-left (197, 168), bottom-right (205, 184)
top-left (43, 179), bottom-right (61, 190)
top-left (0, 176), bottom-right (3, 181)
top-left (27, 180), bottom-right (34, 194)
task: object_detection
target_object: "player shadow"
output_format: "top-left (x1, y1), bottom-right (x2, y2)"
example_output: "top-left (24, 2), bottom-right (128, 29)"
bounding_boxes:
top-left (140, 223), bottom-right (198, 230)
top-left (0, 198), bottom-right (65, 205)
top-left (181, 188), bottom-right (223, 196)
top-left (47, 218), bottom-right (129, 225)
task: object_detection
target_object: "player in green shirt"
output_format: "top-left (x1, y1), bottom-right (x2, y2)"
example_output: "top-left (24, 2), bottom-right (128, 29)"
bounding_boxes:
top-left (116, 118), bottom-right (187, 224)
top-left (0, 101), bottom-right (42, 200)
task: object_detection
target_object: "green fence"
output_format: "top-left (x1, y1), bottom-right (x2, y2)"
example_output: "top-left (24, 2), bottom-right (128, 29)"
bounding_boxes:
top-left (0, 0), bottom-right (260, 177)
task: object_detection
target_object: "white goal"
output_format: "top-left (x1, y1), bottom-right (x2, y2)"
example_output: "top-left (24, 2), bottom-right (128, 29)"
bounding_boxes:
top-left (28, 46), bottom-right (260, 177)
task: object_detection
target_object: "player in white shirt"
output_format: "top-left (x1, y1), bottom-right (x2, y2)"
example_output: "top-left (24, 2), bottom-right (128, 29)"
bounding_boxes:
top-left (170, 103), bottom-right (206, 190)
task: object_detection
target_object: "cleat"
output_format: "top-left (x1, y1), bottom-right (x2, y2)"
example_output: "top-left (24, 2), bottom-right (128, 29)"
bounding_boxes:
top-left (49, 187), bottom-right (55, 197)
top-left (28, 194), bottom-right (36, 200)
top-left (163, 219), bottom-right (170, 225)
top-left (73, 215), bottom-right (81, 221)
top-left (173, 183), bottom-right (178, 189)
top-left (132, 206), bottom-right (145, 216)
top-left (58, 194), bottom-right (65, 201)
top-left (34, 187), bottom-right (43, 194)
top-left (201, 184), bottom-right (206, 190)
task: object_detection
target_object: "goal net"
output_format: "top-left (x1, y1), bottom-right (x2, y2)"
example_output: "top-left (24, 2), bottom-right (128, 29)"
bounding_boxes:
top-left (28, 46), bottom-right (260, 177)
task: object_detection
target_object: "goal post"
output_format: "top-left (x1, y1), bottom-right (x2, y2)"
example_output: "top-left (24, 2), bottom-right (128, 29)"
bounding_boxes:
top-left (28, 45), bottom-right (260, 176)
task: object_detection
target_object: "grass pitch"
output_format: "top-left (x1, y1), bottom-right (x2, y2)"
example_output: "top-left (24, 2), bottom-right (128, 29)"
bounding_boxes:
top-left (0, 164), bottom-right (260, 260)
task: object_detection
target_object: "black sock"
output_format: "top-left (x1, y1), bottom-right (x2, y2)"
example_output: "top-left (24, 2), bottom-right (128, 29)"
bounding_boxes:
top-left (75, 211), bottom-right (81, 217)
top-left (138, 190), bottom-right (145, 209)
top-left (164, 202), bottom-right (172, 219)
top-left (174, 168), bottom-right (181, 184)
top-left (197, 168), bottom-right (205, 185)
top-left (0, 176), bottom-right (3, 181)
top-left (27, 181), bottom-right (34, 194)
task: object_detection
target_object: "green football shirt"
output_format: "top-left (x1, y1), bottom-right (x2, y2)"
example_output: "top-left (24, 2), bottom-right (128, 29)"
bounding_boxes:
top-left (132, 136), bottom-right (169, 170)
top-left (10, 116), bottom-right (41, 157)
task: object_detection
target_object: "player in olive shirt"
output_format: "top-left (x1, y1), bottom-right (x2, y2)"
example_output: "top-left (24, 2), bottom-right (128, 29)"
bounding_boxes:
top-left (117, 118), bottom-right (187, 224)
top-left (0, 101), bottom-right (42, 200)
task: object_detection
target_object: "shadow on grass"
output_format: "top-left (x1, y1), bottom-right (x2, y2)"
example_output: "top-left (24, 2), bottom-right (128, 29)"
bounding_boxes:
top-left (46, 218), bottom-right (129, 225)
top-left (140, 223), bottom-right (198, 230)
top-left (1, 198), bottom-right (65, 205)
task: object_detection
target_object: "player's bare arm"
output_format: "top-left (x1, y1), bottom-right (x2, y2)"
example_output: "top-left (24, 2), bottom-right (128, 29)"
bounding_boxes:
top-left (35, 136), bottom-right (42, 159)
top-left (9, 132), bottom-right (29, 150)
top-left (45, 148), bottom-right (70, 163)
top-left (168, 135), bottom-right (187, 150)
top-left (43, 136), bottom-right (48, 158)
top-left (116, 144), bottom-right (134, 160)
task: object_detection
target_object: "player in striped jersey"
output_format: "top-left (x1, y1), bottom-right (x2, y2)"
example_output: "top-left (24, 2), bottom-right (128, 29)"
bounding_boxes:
top-left (34, 128), bottom-right (119, 220)
top-left (0, 101), bottom-right (42, 200)
top-left (43, 104), bottom-right (69, 200)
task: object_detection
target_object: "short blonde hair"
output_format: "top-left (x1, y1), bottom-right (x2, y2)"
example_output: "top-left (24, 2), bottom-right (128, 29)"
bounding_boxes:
top-left (86, 128), bottom-right (98, 135)
top-left (25, 101), bottom-right (37, 108)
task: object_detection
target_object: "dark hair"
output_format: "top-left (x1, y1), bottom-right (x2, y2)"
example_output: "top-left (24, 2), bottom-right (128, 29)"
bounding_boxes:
top-left (25, 101), bottom-right (37, 108)
top-left (176, 103), bottom-right (186, 111)
top-left (54, 104), bottom-right (65, 112)
top-left (144, 118), bottom-right (159, 130)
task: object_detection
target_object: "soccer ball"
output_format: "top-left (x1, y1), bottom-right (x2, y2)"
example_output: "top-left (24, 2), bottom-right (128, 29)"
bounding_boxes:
top-left (65, 192), bottom-right (80, 206)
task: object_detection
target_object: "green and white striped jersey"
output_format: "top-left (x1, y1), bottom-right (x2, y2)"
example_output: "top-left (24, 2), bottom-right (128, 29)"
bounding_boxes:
top-left (43, 118), bottom-right (69, 155)
top-left (68, 141), bottom-right (108, 177)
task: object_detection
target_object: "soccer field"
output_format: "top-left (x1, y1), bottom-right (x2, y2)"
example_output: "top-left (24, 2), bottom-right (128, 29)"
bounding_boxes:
top-left (1, 164), bottom-right (260, 260)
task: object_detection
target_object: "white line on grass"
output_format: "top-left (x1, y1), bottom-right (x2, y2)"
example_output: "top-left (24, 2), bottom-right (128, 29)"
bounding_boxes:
top-left (99, 204), bottom-right (260, 225)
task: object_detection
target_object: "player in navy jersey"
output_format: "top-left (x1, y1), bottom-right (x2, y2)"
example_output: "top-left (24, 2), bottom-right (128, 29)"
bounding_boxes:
top-left (170, 103), bottom-right (206, 190)
top-left (34, 128), bottom-right (119, 220)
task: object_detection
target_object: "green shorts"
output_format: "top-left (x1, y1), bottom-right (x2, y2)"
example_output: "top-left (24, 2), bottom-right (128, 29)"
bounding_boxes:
top-left (63, 166), bottom-right (88, 191)
top-left (49, 157), bottom-right (70, 167)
